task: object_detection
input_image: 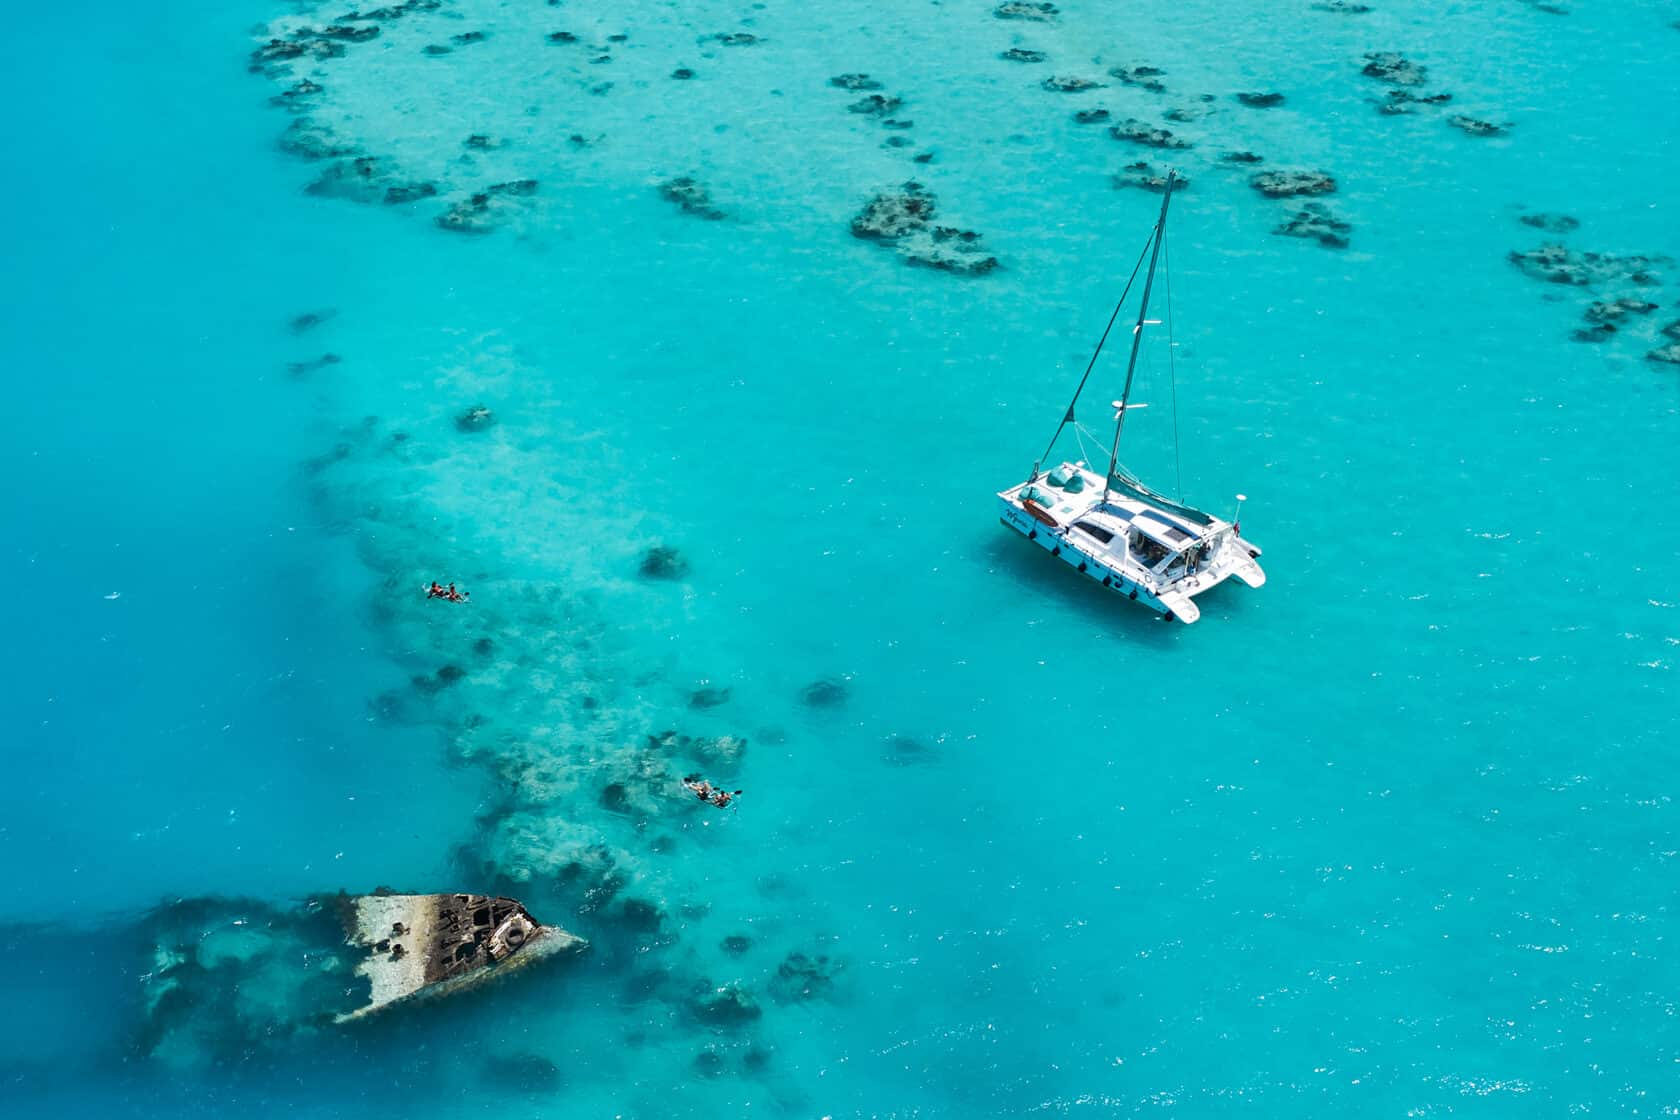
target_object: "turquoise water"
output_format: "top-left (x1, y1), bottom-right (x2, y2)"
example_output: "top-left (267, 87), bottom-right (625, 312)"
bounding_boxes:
top-left (4, 0), bottom-right (1678, 1114)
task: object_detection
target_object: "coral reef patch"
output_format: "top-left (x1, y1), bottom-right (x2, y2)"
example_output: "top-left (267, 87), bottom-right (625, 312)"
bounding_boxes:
top-left (1249, 169), bottom-right (1337, 197)
top-left (993, 2), bottom-right (1059, 22)
top-left (1109, 118), bottom-right (1189, 149)
top-left (1361, 52), bottom-right (1428, 86)
top-left (1274, 202), bottom-right (1352, 249)
top-left (659, 176), bottom-right (726, 220)
top-left (1112, 161), bottom-right (1184, 193)
top-left (850, 183), bottom-right (999, 275)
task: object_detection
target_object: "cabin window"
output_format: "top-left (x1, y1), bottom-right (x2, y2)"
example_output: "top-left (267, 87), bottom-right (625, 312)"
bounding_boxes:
top-left (1072, 521), bottom-right (1114, 544)
top-left (1130, 532), bottom-right (1169, 568)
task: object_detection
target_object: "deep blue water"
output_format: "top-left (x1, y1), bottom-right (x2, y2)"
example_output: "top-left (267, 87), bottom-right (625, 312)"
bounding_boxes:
top-left (3, 0), bottom-right (1678, 1115)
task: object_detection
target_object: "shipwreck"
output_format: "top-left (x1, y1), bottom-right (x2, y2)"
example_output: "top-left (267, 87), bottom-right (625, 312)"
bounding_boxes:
top-left (335, 892), bottom-right (582, 1020)
top-left (134, 890), bottom-right (583, 1066)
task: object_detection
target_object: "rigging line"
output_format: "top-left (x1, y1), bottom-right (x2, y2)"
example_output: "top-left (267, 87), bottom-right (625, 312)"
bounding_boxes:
top-left (1031, 233), bottom-right (1155, 476)
top-left (1072, 423), bottom-right (1096, 468)
top-left (1164, 226), bottom-right (1183, 501)
top-left (1103, 173), bottom-right (1176, 501)
top-left (1072, 420), bottom-right (1109, 468)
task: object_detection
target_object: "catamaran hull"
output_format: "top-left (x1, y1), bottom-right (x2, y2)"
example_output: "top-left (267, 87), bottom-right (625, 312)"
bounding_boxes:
top-left (997, 501), bottom-right (1199, 622)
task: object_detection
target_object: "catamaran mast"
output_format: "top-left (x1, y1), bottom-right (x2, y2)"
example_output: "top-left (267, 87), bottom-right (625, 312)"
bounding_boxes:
top-left (1101, 170), bottom-right (1176, 504)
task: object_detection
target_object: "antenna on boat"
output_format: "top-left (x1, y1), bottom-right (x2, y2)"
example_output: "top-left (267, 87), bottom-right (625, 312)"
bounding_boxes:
top-left (1101, 171), bottom-right (1176, 506)
top-left (1233, 493), bottom-right (1247, 534)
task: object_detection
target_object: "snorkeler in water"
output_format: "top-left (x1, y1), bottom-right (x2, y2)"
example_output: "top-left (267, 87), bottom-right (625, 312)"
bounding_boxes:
top-left (682, 775), bottom-right (741, 808)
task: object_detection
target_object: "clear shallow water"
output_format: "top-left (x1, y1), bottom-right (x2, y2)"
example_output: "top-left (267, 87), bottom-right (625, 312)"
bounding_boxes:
top-left (3, 0), bottom-right (1678, 1115)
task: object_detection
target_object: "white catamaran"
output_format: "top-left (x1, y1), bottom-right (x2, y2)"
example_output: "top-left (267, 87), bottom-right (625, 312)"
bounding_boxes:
top-left (997, 172), bottom-right (1265, 624)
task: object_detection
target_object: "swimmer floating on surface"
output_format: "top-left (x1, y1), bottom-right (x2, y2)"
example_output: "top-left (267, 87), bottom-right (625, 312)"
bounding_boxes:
top-left (683, 774), bottom-right (742, 809)
top-left (425, 581), bottom-right (469, 602)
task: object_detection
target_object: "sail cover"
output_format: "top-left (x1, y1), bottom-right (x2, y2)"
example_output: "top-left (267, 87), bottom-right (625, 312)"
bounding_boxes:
top-left (1108, 465), bottom-right (1215, 528)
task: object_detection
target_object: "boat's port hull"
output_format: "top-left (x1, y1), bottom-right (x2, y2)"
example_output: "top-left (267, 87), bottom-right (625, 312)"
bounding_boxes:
top-left (998, 499), bottom-right (1196, 621)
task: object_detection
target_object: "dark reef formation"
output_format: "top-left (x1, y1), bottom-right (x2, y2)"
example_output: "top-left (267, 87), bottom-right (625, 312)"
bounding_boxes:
top-left (1221, 150), bottom-right (1265, 164)
top-left (659, 176), bottom-right (726, 220)
top-left (1447, 114), bottom-right (1508, 137)
top-left (850, 183), bottom-right (999, 275)
top-left (1108, 118), bottom-right (1189, 149)
top-left (1073, 108), bottom-right (1111, 124)
top-left (1236, 91), bottom-right (1285, 108)
top-left (829, 73), bottom-right (882, 90)
top-left (306, 156), bottom-right (438, 205)
top-left (435, 180), bottom-right (539, 234)
top-left (689, 981), bottom-right (762, 1026)
top-left (1109, 65), bottom-right (1166, 93)
top-left (1378, 89), bottom-right (1453, 116)
top-left (1584, 298), bottom-right (1658, 323)
top-left (798, 677), bottom-right (851, 709)
top-left (1112, 161), bottom-right (1183, 193)
top-left (993, 2), bottom-right (1059, 21)
top-left (287, 353), bottom-right (343, 377)
top-left (769, 950), bottom-right (844, 1003)
top-left (289, 309), bottom-right (336, 334)
top-left (883, 734), bottom-right (933, 766)
top-left (1249, 169), bottom-right (1337, 197)
top-left (271, 77), bottom-right (324, 110)
top-left (1571, 297), bottom-right (1659, 343)
top-left (1313, 0), bottom-right (1373, 10)
top-left (849, 93), bottom-right (904, 117)
top-left (1041, 75), bottom-right (1103, 93)
top-left (279, 119), bottom-right (360, 160)
top-left (1000, 47), bottom-right (1046, 63)
top-left (1361, 52), bottom-right (1428, 86)
top-left (688, 686), bottom-right (731, 710)
top-left (1508, 244), bottom-right (1667, 287)
top-left (249, 35), bottom-right (345, 73)
top-left (639, 545), bottom-right (690, 580)
top-left (1520, 212), bottom-right (1579, 233)
top-left (849, 187), bottom-right (932, 240)
top-left (1274, 202), bottom-right (1351, 249)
